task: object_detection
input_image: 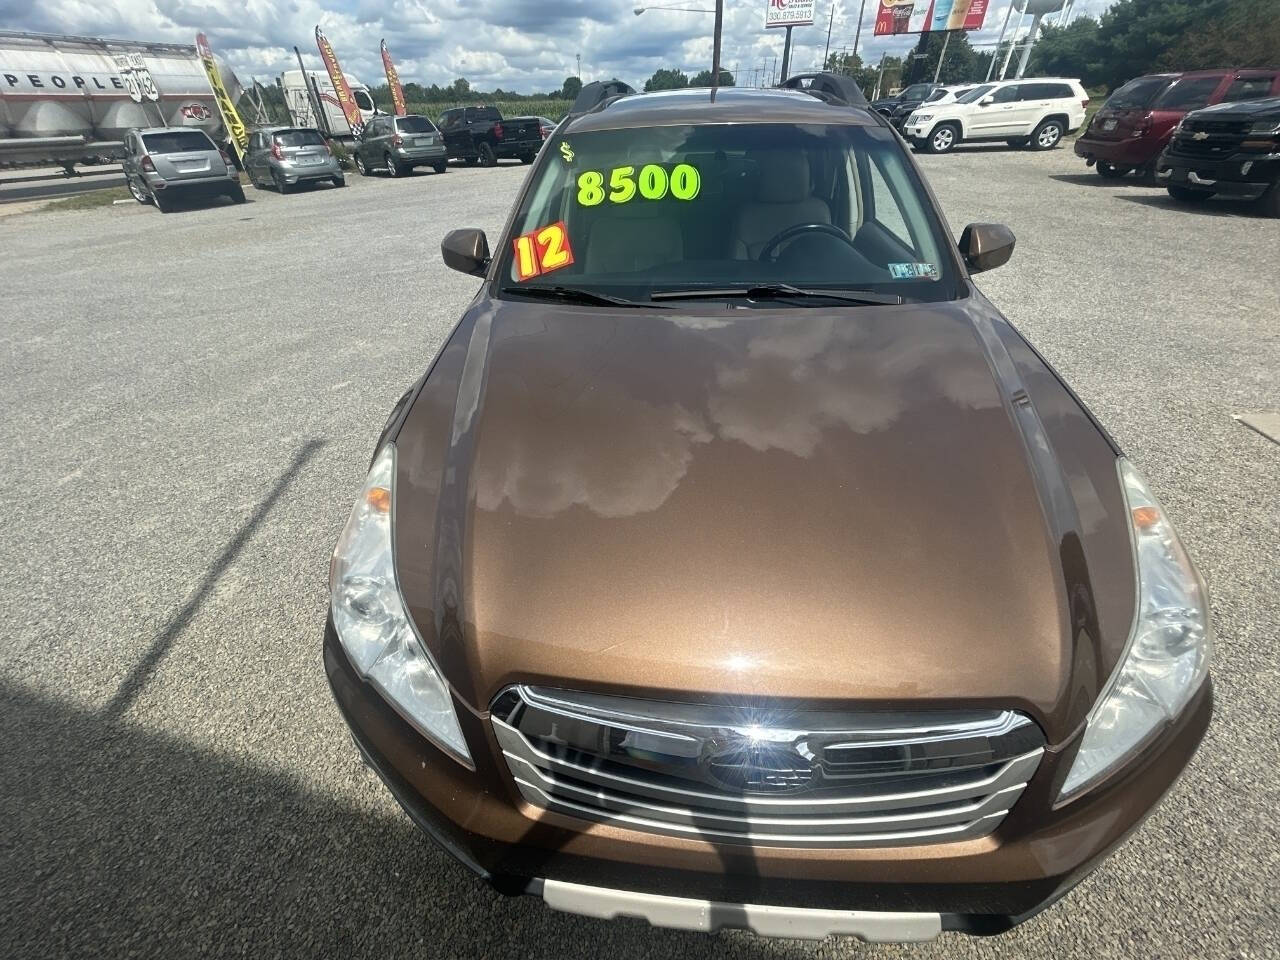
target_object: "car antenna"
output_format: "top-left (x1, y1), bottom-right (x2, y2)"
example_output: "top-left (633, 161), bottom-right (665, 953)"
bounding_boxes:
top-left (710, 0), bottom-right (724, 102)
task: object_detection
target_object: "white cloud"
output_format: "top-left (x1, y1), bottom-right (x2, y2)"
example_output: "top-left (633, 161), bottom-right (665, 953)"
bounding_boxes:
top-left (0, 0), bottom-right (1118, 94)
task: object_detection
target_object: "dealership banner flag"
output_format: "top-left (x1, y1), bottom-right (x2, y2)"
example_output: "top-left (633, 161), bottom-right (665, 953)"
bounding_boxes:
top-left (874, 0), bottom-right (989, 35)
top-left (195, 33), bottom-right (249, 162)
top-left (315, 26), bottom-right (365, 136)
top-left (380, 39), bottom-right (406, 116)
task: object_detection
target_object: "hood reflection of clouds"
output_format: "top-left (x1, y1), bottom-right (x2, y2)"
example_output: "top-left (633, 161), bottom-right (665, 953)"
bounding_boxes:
top-left (477, 313), bottom-right (1004, 518)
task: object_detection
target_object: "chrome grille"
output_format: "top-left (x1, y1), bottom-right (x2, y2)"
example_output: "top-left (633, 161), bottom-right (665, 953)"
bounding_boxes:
top-left (491, 686), bottom-right (1045, 848)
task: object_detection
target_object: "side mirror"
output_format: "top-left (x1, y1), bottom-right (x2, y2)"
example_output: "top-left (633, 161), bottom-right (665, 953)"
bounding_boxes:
top-left (979, 96), bottom-right (994, 106)
top-left (959, 223), bottom-right (1015, 274)
top-left (441, 228), bottom-right (491, 276)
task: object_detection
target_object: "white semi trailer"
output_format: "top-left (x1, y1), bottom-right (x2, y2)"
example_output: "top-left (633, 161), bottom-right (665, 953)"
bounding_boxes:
top-left (0, 30), bottom-right (243, 170)
top-left (278, 69), bottom-right (377, 141)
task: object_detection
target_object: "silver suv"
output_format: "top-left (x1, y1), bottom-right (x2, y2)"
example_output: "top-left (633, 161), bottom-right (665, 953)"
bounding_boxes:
top-left (353, 114), bottom-right (447, 177)
top-left (122, 127), bottom-right (245, 212)
top-left (244, 127), bottom-right (345, 193)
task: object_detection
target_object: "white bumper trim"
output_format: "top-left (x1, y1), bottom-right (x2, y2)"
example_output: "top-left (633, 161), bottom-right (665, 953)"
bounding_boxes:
top-left (541, 879), bottom-right (942, 942)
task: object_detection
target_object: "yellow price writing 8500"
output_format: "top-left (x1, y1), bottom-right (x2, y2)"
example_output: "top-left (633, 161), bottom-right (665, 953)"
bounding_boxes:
top-left (577, 163), bottom-right (700, 206)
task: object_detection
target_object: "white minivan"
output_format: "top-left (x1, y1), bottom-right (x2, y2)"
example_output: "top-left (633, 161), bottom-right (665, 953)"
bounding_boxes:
top-left (904, 78), bottom-right (1089, 154)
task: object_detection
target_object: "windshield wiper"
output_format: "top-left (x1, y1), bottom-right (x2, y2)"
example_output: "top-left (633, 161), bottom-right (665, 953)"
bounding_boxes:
top-left (650, 283), bottom-right (903, 306)
top-left (499, 285), bottom-right (659, 308)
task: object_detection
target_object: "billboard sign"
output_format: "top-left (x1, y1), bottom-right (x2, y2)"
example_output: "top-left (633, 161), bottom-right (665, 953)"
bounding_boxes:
top-left (873, 0), bottom-right (989, 35)
top-left (765, 0), bottom-right (817, 28)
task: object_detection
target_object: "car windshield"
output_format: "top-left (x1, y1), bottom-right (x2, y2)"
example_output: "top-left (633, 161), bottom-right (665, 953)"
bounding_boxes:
top-left (1106, 76), bottom-right (1173, 110)
top-left (497, 122), bottom-right (957, 304)
top-left (274, 129), bottom-right (325, 147)
top-left (396, 116), bottom-right (437, 133)
top-left (142, 131), bottom-right (214, 153)
top-left (955, 84), bottom-right (994, 104)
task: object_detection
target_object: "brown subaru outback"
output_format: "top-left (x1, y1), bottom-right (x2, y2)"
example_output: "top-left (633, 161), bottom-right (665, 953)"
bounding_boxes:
top-left (324, 76), bottom-right (1212, 942)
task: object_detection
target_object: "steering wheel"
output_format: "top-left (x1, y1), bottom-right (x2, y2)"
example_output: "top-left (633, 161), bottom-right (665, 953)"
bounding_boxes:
top-left (757, 223), bottom-right (857, 262)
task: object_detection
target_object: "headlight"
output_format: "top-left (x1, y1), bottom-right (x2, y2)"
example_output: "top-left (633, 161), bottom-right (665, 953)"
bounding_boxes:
top-left (1249, 119), bottom-right (1280, 135)
top-left (913, 113), bottom-right (932, 123)
top-left (1058, 459), bottom-right (1211, 801)
top-left (330, 443), bottom-right (471, 765)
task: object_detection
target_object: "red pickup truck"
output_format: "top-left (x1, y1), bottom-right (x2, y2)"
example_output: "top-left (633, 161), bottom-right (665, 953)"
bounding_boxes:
top-left (1075, 68), bottom-right (1280, 181)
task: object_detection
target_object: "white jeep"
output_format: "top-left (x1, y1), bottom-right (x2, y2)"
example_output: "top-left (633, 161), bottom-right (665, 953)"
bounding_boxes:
top-left (904, 78), bottom-right (1089, 154)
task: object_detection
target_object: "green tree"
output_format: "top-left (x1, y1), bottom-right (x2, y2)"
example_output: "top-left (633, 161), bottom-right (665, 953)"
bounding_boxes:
top-left (824, 51), bottom-right (878, 95)
top-left (901, 31), bottom-right (981, 86)
top-left (689, 68), bottom-right (735, 87)
top-left (1028, 18), bottom-right (1104, 83)
top-left (562, 76), bottom-right (583, 100)
top-left (643, 68), bottom-right (690, 91)
top-left (450, 77), bottom-right (471, 98)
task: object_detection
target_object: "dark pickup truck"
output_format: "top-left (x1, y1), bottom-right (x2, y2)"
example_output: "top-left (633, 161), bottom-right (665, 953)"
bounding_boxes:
top-left (1158, 96), bottom-right (1280, 216)
top-left (438, 106), bottom-right (544, 166)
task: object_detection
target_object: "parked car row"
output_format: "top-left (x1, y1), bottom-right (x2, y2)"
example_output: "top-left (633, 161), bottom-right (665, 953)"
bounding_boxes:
top-left (902, 78), bottom-right (1090, 154)
top-left (1074, 67), bottom-right (1280, 214)
top-left (122, 106), bottom-right (560, 213)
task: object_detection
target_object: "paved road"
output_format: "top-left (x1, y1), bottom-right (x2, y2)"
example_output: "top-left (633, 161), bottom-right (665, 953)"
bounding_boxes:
top-left (2, 149), bottom-right (1277, 960)
top-left (0, 164), bottom-right (125, 204)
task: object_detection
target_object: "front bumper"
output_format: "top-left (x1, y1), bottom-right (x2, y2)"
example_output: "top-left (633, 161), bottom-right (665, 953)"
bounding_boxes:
top-left (323, 619), bottom-right (1212, 938)
top-left (1074, 134), bottom-right (1163, 167)
top-left (1156, 150), bottom-right (1279, 198)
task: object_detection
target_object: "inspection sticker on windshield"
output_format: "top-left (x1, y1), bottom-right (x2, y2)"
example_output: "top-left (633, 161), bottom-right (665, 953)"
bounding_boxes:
top-left (513, 221), bottom-right (575, 281)
top-left (889, 262), bottom-right (938, 280)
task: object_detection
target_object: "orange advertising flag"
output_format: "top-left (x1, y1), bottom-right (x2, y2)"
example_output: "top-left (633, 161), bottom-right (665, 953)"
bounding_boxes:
top-left (315, 25), bottom-right (365, 136)
top-left (380, 39), bottom-right (407, 117)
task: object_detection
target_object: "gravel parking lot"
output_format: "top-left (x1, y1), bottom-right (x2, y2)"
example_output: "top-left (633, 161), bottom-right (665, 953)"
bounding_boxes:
top-left (2, 147), bottom-right (1277, 960)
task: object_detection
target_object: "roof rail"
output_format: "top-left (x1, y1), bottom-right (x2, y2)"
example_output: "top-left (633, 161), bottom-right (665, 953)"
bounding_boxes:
top-left (569, 79), bottom-right (637, 116)
top-left (778, 72), bottom-right (868, 107)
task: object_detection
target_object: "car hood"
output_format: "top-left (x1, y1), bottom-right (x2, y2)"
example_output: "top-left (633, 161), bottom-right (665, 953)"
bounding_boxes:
top-left (1189, 96), bottom-right (1280, 121)
top-left (393, 296), bottom-right (1131, 743)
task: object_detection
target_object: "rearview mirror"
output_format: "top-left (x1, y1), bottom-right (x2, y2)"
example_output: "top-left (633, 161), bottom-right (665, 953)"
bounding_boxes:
top-left (959, 223), bottom-right (1016, 273)
top-left (441, 228), bottom-right (491, 276)
top-left (979, 96), bottom-right (994, 106)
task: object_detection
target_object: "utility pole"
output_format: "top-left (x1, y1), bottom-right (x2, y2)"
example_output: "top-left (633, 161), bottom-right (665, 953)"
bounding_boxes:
top-left (576, 53), bottom-right (581, 78)
top-left (853, 0), bottom-right (867, 58)
top-left (711, 0), bottom-right (724, 93)
top-left (823, 2), bottom-right (837, 70)
top-left (933, 30), bottom-right (952, 83)
top-left (780, 25), bottom-right (794, 81)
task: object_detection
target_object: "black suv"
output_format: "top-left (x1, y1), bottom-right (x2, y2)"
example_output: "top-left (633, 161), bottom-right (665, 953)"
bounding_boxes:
top-left (870, 82), bottom-right (943, 130)
top-left (1158, 96), bottom-right (1280, 215)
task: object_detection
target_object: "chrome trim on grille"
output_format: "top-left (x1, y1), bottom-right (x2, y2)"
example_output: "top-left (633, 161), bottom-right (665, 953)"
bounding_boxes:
top-left (491, 685), bottom-right (1045, 848)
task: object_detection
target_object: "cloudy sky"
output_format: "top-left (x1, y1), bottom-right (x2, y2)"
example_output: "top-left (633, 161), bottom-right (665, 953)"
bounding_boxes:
top-left (1, 0), bottom-right (1116, 93)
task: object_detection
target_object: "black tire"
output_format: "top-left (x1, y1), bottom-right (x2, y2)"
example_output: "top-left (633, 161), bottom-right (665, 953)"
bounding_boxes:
top-left (273, 171), bottom-right (291, 194)
top-left (384, 153), bottom-right (402, 177)
top-left (433, 162), bottom-right (447, 174)
top-left (1096, 161), bottom-right (1132, 179)
top-left (228, 182), bottom-right (246, 204)
top-left (1005, 137), bottom-right (1030, 148)
top-left (1030, 119), bottom-right (1064, 151)
top-left (333, 176), bottom-right (346, 188)
top-left (925, 123), bottom-right (960, 154)
top-left (249, 171), bottom-right (265, 190)
top-left (1167, 184), bottom-right (1214, 203)
top-left (1259, 180), bottom-right (1280, 218)
top-left (126, 176), bottom-right (151, 204)
top-left (477, 141), bottom-right (497, 167)
top-left (354, 153), bottom-right (368, 176)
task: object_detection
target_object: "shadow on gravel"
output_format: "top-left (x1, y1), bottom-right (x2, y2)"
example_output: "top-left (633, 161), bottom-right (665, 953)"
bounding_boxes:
top-left (1047, 173), bottom-right (1156, 188)
top-left (1118, 194), bottom-right (1264, 219)
top-left (102, 439), bottom-right (326, 721)
top-left (2, 680), bottom-right (816, 960)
